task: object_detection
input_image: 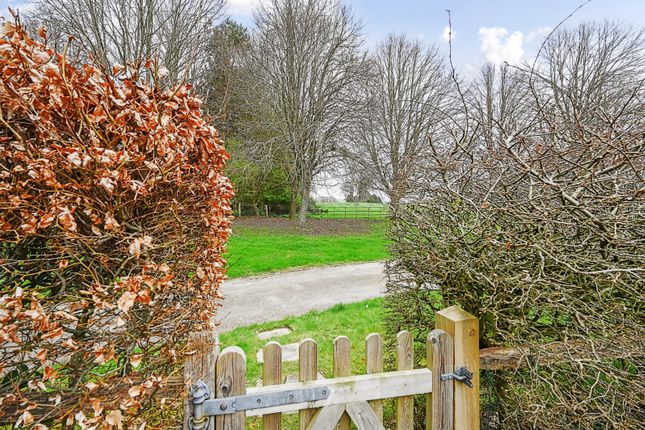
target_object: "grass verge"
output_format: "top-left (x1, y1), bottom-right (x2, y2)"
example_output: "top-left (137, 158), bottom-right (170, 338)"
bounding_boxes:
top-left (219, 298), bottom-right (386, 382)
top-left (225, 221), bottom-right (388, 278)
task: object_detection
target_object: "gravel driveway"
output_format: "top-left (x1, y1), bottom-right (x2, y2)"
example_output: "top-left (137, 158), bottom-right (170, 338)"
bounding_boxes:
top-left (215, 261), bottom-right (386, 332)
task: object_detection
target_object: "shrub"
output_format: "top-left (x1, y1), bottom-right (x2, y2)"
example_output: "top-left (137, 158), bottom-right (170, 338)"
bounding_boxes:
top-left (0, 22), bottom-right (233, 427)
top-left (386, 23), bottom-right (644, 429)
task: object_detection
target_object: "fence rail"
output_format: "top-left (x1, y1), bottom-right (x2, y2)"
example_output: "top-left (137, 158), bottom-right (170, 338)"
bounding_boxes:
top-left (184, 305), bottom-right (480, 430)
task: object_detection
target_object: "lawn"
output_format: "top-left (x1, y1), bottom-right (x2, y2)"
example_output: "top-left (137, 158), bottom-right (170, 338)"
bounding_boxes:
top-left (219, 298), bottom-right (393, 428)
top-left (317, 202), bottom-right (387, 209)
top-left (313, 201), bottom-right (388, 219)
top-left (225, 219), bottom-right (389, 278)
top-left (219, 298), bottom-right (386, 382)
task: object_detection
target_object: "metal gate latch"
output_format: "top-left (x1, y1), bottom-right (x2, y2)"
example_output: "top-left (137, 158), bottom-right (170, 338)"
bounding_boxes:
top-left (441, 367), bottom-right (473, 388)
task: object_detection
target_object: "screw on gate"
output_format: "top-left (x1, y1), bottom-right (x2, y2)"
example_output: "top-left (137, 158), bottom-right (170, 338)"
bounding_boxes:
top-left (189, 380), bottom-right (212, 430)
top-left (441, 367), bottom-right (474, 388)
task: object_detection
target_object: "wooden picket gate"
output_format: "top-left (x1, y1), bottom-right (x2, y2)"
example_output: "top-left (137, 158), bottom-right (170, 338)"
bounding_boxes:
top-left (183, 306), bottom-right (479, 430)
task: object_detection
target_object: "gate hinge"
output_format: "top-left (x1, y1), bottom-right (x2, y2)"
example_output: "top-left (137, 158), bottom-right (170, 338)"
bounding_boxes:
top-left (189, 380), bottom-right (212, 430)
top-left (189, 380), bottom-right (330, 419)
top-left (441, 366), bottom-right (473, 388)
top-left (204, 385), bottom-right (330, 416)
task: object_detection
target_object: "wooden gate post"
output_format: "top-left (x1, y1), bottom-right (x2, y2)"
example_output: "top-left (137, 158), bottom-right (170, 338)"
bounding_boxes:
top-left (435, 306), bottom-right (480, 430)
top-left (184, 331), bottom-right (219, 430)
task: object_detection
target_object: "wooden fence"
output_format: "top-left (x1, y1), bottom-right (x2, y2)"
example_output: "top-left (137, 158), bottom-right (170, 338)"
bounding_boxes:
top-left (308, 206), bottom-right (389, 220)
top-left (2, 307), bottom-right (632, 424)
top-left (232, 203), bottom-right (389, 220)
top-left (183, 305), bottom-right (479, 430)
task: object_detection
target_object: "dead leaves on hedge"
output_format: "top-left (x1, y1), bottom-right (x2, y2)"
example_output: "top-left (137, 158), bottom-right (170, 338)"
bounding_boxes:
top-left (0, 21), bottom-right (233, 427)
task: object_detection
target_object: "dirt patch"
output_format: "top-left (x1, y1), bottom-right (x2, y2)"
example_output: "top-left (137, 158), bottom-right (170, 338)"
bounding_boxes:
top-left (233, 217), bottom-right (380, 235)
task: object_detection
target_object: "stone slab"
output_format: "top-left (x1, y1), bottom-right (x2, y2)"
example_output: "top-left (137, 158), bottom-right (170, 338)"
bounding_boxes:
top-left (257, 327), bottom-right (292, 340)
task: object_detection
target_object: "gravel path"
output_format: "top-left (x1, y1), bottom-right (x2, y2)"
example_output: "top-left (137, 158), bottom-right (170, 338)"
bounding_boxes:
top-left (215, 261), bottom-right (386, 332)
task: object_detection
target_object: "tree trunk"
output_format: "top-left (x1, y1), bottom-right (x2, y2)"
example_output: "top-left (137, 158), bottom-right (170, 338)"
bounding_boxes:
top-left (298, 183), bottom-right (311, 226)
top-left (289, 180), bottom-right (298, 219)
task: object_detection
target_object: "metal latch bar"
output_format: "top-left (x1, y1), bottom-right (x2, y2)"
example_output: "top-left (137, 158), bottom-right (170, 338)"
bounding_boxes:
top-left (201, 385), bottom-right (330, 416)
top-left (441, 366), bottom-right (474, 388)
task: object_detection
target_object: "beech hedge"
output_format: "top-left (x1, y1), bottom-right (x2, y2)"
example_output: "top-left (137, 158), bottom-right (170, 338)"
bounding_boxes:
top-left (0, 23), bottom-right (233, 428)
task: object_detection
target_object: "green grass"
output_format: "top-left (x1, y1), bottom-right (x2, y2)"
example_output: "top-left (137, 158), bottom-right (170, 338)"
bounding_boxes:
top-left (220, 298), bottom-right (386, 382)
top-left (313, 202), bottom-right (388, 219)
top-left (225, 222), bottom-right (389, 278)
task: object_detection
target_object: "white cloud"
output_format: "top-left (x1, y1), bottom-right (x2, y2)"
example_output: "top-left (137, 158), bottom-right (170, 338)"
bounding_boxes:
top-left (441, 26), bottom-right (455, 43)
top-left (478, 27), bottom-right (524, 65)
top-left (462, 63), bottom-right (478, 80)
top-left (226, 0), bottom-right (269, 17)
top-left (527, 26), bottom-right (552, 43)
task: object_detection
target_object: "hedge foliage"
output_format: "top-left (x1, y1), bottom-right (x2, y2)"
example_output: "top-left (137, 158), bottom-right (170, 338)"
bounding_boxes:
top-left (386, 23), bottom-right (644, 429)
top-left (0, 23), bottom-right (232, 428)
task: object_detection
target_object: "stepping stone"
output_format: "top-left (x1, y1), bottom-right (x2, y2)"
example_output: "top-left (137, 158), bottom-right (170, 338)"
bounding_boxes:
top-left (257, 327), bottom-right (292, 340)
top-left (256, 342), bottom-right (299, 363)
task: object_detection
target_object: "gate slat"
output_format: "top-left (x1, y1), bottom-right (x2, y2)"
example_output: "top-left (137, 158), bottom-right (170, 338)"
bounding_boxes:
top-left (215, 346), bottom-right (246, 430)
top-left (365, 333), bottom-right (384, 423)
top-left (263, 342), bottom-right (283, 430)
top-left (428, 329), bottom-right (454, 430)
top-left (396, 331), bottom-right (414, 430)
top-left (299, 338), bottom-right (319, 430)
top-left (333, 336), bottom-right (351, 430)
top-left (426, 331), bottom-right (434, 429)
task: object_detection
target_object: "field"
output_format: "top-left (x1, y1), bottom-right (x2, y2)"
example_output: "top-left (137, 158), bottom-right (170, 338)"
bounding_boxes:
top-left (225, 218), bottom-right (389, 278)
top-left (312, 201), bottom-right (388, 219)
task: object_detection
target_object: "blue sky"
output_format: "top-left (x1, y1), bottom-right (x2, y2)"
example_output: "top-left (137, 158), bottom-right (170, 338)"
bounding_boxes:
top-left (227, 0), bottom-right (645, 73)
top-left (3, 0), bottom-right (645, 72)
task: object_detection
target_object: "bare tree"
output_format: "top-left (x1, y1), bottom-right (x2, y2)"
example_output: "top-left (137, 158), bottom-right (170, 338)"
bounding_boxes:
top-left (196, 19), bottom-right (251, 134)
top-left (344, 34), bottom-right (450, 207)
top-left (34, 0), bottom-right (224, 81)
top-left (252, 0), bottom-right (364, 224)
